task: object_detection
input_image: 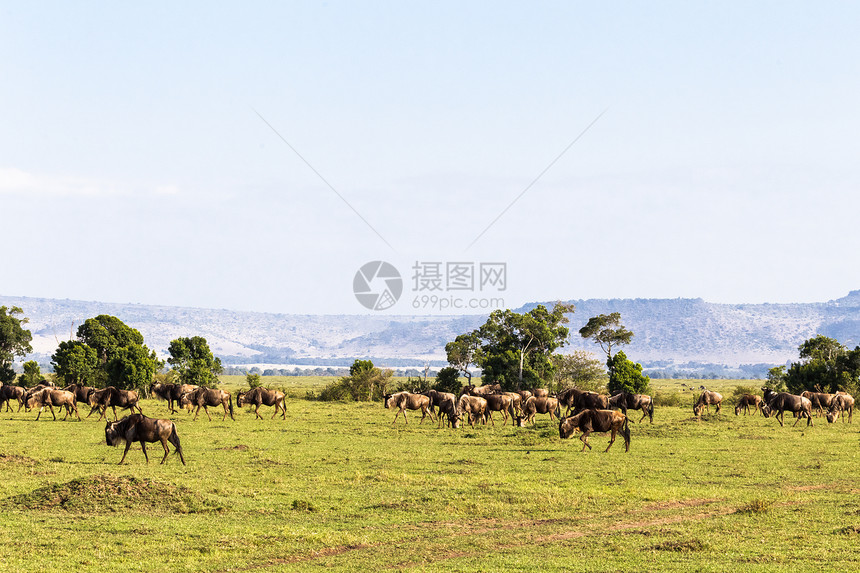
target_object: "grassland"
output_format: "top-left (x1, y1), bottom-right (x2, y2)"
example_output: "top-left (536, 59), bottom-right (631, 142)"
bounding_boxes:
top-left (1, 378), bottom-right (859, 572)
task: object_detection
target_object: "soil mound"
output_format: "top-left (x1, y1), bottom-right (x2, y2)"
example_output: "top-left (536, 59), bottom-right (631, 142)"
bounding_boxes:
top-left (7, 475), bottom-right (223, 514)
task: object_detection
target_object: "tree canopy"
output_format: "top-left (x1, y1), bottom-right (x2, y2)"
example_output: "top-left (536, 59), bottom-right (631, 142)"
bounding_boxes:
top-left (784, 335), bottom-right (860, 395)
top-left (579, 312), bottom-right (633, 366)
top-left (551, 350), bottom-right (606, 393)
top-left (51, 315), bottom-right (160, 390)
top-left (606, 350), bottom-right (651, 395)
top-left (447, 303), bottom-right (574, 390)
top-left (167, 336), bottom-right (223, 387)
top-left (0, 306), bottom-right (33, 384)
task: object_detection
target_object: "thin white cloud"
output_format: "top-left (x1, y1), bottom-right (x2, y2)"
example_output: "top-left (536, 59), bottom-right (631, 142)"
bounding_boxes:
top-left (0, 167), bottom-right (180, 197)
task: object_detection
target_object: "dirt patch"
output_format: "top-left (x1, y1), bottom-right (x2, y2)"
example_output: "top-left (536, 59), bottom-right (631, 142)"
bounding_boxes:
top-left (0, 453), bottom-right (38, 465)
top-left (6, 475), bottom-right (224, 514)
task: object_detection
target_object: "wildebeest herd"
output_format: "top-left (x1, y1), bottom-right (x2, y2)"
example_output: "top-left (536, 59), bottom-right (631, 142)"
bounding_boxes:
top-left (382, 383), bottom-right (856, 453)
top-left (0, 380), bottom-right (289, 465)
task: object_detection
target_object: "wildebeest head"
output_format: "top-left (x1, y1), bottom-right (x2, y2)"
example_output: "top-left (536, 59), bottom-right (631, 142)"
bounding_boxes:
top-left (383, 394), bottom-right (393, 409)
top-left (558, 415), bottom-right (581, 439)
top-left (236, 390), bottom-right (246, 407)
top-left (105, 420), bottom-right (122, 446)
top-left (826, 409), bottom-right (839, 423)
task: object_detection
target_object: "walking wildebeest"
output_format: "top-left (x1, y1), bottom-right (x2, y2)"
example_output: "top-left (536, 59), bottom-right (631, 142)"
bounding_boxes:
top-left (237, 387), bottom-right (286, 420)
top-left (517, 396), bottom-right (559, 426)
top-left (457, 395), bottom-right (488, 426)
top-left (26, 388), bottom-right (81, 421)
top-left (762, 387), bottom-right (813, 427)
top-left (734, 394), bottom-right (763, 416)
top-left (105, 414), bottom-right (186, 465)
top-left (503, 391), bottom-right (523, 416)
top-left (420, 389), bottom-right (456, 418)
top-left (63, 383), bottom-right (96, 406)
top-left (152, 383), bottom-right (199, 413)
top-left (557, 387), bottom-right (585, 416)
top-left (558, 410), bottom-right (630, 452)
top-left (87, 387), bottom-right (142, 421)
top-left (0, 384), bottom-right (26, 412)
top-left (483, 393), bottom-right (517, 426)
top-left (693, 390), bottom-right (723, 418)
top-left (437, 395), bottom-right (461, 429)
top-left (608, 391), bottom-right (654, 423)
top-left (800, 391), bottom-right (837, 417)
top-left (179, 387), bottom-right (235, 421)
top-left (383, 392), bottom-right (434, 425)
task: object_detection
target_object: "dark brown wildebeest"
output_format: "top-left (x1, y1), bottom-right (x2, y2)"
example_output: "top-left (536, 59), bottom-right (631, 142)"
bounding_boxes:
top-left (457, 395), bottom-right (488, 426)
top-left (800, 391), bottom-right (837, 417)
top-left (483, 393), bottom-right (516, 426)
top-left (63, 383), bottom-right (95, 406)
top-left (437, 395), bottom-right (461, 429)
top-left (558, 410), bottom-right (630, 452)
top-left (0, 384), bottom-right (26, 412)
top-left (557, 387), bottom-right (585, 416)
top-left (152, 383), bottom-right (200, 413)
top-left (576, 391), bottom-right (610, 413)
top-left (420, 389), bottom-right (455, 417)
top-left (517, 396), bottom-right (559, 426)
top-left (383, 392), bottom-right (434, 425)
top-left (826, 393), bottom-right (855, 423)
top-left (179, 387), bottom-right (235, 421)
top-left (105, 414), bottom-right (186, 465)
top-left (26, 388), bottom-right (81, 421)
top-left (460, 383), bottom-right (502, 397)
top-left (237, 387), bottom-right (286, 420)
top-left (530, 388), bottom-right (549, 398)
top-left (693, 390), bottom-right (723, 418)
top-left (734, 394), bottom-right (763, 416)
top-left (762, 387), bottom-right (813, 427)
top-left (87, 387), bottom-right (143, 421)
top-left (608, 391), bottom-right (654, 423)
top-left (503, 391), bottom-right (523, 416)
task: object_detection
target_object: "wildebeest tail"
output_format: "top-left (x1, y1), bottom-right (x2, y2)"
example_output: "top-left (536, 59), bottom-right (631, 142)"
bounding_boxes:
top-left (622, 416), bottom-right (631, 450)
top-left (648, 401), bottom-right (654, 422)
top-left (169, 423), bottom-right (187, 465)
top-left (229, 394), bottom-right (235, 420)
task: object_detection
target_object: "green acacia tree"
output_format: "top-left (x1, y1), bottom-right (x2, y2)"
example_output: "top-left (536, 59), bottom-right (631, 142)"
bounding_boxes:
top-left (785, 335), bottom-right (860, 394)
top-left (579, 312), bottom-right (633, 377)
top-left (551, 350), bottom-right (606, 393)
top-left (52, 340), bottom-right (99, 386)
top-left (20, 360), bottom-right (45, 386)
top-left (445, 332), bottom-right (482, 385)
top-left (0, 306), bottom-right (33, 384)
top-left (606, 350), bottom-right (651, 395)
top-left (167, 336), bottom-right (223, 388)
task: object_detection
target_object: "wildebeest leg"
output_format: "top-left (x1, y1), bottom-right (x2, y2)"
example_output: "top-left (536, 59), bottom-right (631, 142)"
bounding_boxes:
top-left (118, 441), bottom-right (133, 464)
top-left (777, 410), bottom-right (785, 427)
top-left (160, 438), bottom-right (170, 464)
top-left (254, 405), bottom-right (263, 420)
top-left (203, 405), bottom-right (212, 422)
top-left (605, 428), bottom-right (617, 452)
top-left (639, 410), bottom-right (647, 424)
top-left (140, 441), bottom-right (150, 464)
top-left (72, 403), bottom-right (81, 421)
top-left (112, 405), bottom-right (119, 421)
top-left (193, 405), bottom-right (201, 421)
top-left (35, 406), bottom-right (43, 421)
top-left (579, 431), bottom-right (592, 451)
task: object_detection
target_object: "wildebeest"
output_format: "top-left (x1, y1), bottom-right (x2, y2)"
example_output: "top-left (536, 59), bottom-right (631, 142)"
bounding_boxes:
top-left (180, 387), bottom-right (235, 421)
top-left (483, 393), bottom-right (516, 426)
top-left (151, 383), bottom-right (199, 413)
top-left (457, 395), bottom-right (488, 426)
top-left (557, 387), bottom-right (585, 416)
top-left (421, 389), bottom-right (456, 418)
top-left (383, 392), bottom-right (434, 425)
top-left (608, 391), bottom-right (654, 423)
top-left (517, 396), bottom-right (559, 426)
top-left (87, 387), bottom-right (143, 421)
top-left (436, 395), bottom-right (461, 429)
top-left (762, 387), bottom-right (813, 427)
top-left (460, 383), bottom-right (501, 397)
top-left (826, 393), bottom-right (855, 423)
top-left (800, 391), bottom-right (837, 417)
top-left (236, 387), bottom-right (286, 420)
top-left (105, 414), bottom-right (186, 465)
top-left (63, 383), bottom-right (96, 406)
top-left (0, 384), bottom-right (26, 412)
top-left (558, 410), bottom-right (630, 452)
top-left (530, 388), bottom-right (549, 398)
top-left (734, 394), bottom-right (763, 416)
top-left (26, 388), bottom-right (81, 421)
top-left (503, 391), bottom-right (523, 416)
top-left (693, 390), bottom-right (723, 417)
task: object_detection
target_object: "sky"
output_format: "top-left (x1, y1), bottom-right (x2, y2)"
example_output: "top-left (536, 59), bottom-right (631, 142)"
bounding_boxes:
top-left (2, 1), bottom-right (859, 315)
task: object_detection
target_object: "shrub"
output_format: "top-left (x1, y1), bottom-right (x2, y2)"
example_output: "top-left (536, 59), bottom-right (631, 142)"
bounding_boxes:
top-left (246, 373), bottom-right (262, 389)
top-left (653, 391), bottom-right (682, 408)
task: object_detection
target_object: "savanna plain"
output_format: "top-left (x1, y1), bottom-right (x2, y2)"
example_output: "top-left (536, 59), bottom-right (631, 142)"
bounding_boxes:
top-left (1, 377), bottom-right (860, 572)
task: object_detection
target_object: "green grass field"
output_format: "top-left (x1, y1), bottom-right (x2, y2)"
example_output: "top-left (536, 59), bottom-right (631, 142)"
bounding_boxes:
top-left (1, 378), bottom-right (859, 572)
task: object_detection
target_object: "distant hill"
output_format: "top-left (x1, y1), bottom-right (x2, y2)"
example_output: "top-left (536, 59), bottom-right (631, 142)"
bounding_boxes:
top-left (4, 291), bottom-right (860, 375)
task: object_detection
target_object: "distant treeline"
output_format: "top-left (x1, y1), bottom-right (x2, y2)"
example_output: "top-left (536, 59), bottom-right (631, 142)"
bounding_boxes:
top-left (221, 365), bottom-right (443, 378)
top-left (643, 362), bottom-right (780, 380)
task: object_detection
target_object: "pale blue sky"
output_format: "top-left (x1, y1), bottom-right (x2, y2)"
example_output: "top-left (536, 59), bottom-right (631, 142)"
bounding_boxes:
top-left (2, 1), bottom-right (859, 314)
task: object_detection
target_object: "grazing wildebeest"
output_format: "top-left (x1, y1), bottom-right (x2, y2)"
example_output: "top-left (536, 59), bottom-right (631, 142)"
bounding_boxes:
top-left (420, 389), bottom-right (456, 417)
top-left (827, 393), bottom-right (854, 423)
top-left (383, 392), bottom-right (434, 425)
top-left (734, 394), bottom-right (763, 416)
top-left (608, 391), bottom-right (654, 423)
top-left (105, 414), bottom-right (186, 465)
top-left (457, 395), bottom-right (488, 426)
top-left (180, 387), bottom-right (235, 421)
top-left (87, 387), bottom-right (142, 421)
top-left (437, 395), bottom-right (461, 429)
top-left (483, 393), bottom-right (516, 426)
top-left (26, 388), bottom-right (81, 421)
top-left (762, 387), bottom-right (813, 427)
top-left (518, 396), bottom-right (559, 426)
top-left (237, 387), bottom-right (286, 420)
top-left (693, 390), bottom-right (723, 417)
top-left (0, 384), bottom-right (26, 412)
top-left (558, 410), bottom-right (630, 452)
top-left (800, 391), bottom-right (837, 417)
